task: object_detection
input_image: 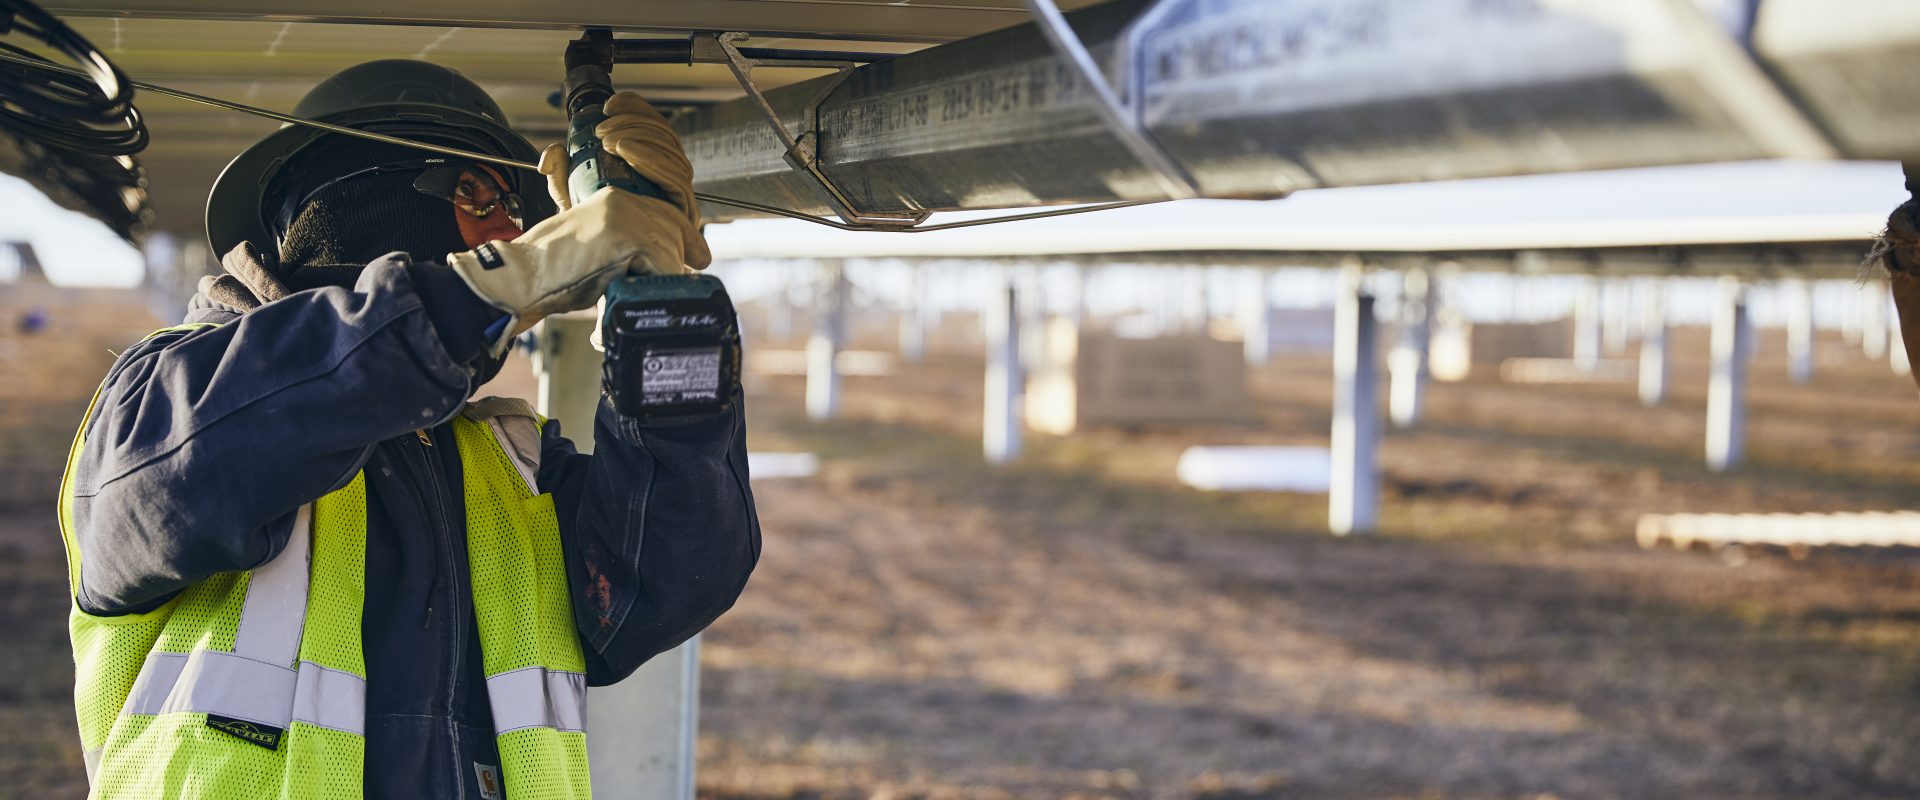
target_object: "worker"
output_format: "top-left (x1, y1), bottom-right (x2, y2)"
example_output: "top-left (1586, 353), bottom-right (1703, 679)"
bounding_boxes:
top-left (56, 59), bottom-right (759, 799)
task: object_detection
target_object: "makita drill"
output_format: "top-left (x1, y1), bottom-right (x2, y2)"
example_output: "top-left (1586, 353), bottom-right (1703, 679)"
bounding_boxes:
top-left (562, 31), bottom-right (741, 420)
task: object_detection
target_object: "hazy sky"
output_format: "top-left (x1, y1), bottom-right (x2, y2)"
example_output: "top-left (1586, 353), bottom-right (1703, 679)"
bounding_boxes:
top-left (0, 172), bottom-right (144, 287)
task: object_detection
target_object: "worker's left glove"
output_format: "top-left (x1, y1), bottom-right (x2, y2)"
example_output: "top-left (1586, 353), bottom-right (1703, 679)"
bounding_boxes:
top-left (538, 91), bottom-right (711, 270)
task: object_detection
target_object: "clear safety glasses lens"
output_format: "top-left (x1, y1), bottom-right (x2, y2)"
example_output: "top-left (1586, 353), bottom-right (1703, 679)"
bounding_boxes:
top-left (412, 163), bottom-right (525, 229)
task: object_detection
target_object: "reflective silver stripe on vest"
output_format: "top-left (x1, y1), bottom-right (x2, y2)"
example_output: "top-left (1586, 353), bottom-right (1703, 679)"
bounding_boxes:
top-left (119, 504), bottom-right (368, 734)
top-left (292, 661), bottom-right (366, 733)
top-left (125, 650), bottom-right (294, 724)
top-left (486, 666), bottom-right (587, 734)
top-left (232, 504), bottom-right (312, 661)
top-left (121, 650), bottom-right (368, 734)
top-left (82, 747), bottom-right (101, 782)
top-left (484, 415), bottom-right (542, 497)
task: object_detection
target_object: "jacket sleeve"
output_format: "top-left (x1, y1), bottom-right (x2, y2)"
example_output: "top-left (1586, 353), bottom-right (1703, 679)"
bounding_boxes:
top-left (538, 395), bottom-right (760, 685)
top-left (67, 254), bottom-right (503, 614)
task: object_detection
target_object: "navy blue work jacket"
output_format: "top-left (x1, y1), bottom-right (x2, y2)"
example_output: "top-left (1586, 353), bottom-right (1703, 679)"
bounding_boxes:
top-left (63, 252), bottom-right (760, 799)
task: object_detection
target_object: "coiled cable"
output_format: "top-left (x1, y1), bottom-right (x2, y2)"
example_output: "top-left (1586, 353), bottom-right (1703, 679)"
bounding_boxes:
top-left (0, 0), bottom-right (149, 238)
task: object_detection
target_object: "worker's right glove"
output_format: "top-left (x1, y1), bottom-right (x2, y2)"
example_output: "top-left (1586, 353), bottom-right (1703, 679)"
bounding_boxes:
top-left (447, 185), bottom-right (694, 356)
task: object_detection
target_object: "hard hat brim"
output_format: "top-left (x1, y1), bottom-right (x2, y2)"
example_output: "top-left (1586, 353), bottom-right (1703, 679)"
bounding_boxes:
top-left (206, 102), bottom-right (552, 261)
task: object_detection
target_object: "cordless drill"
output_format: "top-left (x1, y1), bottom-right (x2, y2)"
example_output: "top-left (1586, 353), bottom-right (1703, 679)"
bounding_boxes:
top-left (563, 31), bottom-right (741, 420)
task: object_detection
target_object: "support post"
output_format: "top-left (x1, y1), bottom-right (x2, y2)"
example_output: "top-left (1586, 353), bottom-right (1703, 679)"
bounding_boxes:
top-left (1019, 267), bottom-right (1048, 370)
top-left (1894, 315), bottom-right (1913, 377)
top-left (1604, 279), bottom-right (1634, 355)
top-left (984, 273), bottom-right (1023, 464)
top-left (534, 316), bottom-right (699, 800)
top-left (807, 260), bottom-right (847, 421)
top-left (1068, 265), bottom-right (1089, 326)
top-left (143, 231), bottom-right (182, 323)
top-left (1862, 281), bottom-right (1889, 361)
top-left (1639, 279), bottom-right (1668, 407)
top-left (1785, 278), bottom-right (1815, 385)
top-left (1242, 268), bottom-right (1275, 366)
top-left (1706, 277), bottom-right (1752, 473)
top-left (899, 263), bottom-right (927, 364)
top-left (1574, 280), bottom-right (1603, 371)
top-left (766, 271), bottom-right (795, 343)
top-left (1841, 289), bottom-right (1863, 346)
top-left (1184, 266), bottom-right (1211, 335)
top-left (1330, 267), bottom-right (1380, 535)
top-left (1389, 267), bottom-right (1433, 428)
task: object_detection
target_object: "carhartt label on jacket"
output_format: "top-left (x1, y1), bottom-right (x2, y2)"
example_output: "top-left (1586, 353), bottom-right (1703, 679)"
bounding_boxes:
top-left (204, 714), bottom-right (283, 751)
top-left (474, 762), bottom-right (504, 800)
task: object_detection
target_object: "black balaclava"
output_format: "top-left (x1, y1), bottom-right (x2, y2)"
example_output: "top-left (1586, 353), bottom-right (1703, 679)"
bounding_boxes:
top-left (271, 135), bottom-right (508, 386)
top-left (273, 136), bottom-right (471, 290)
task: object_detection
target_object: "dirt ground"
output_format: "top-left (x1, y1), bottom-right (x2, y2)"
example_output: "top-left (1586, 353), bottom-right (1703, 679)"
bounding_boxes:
top-left (5, 295), bottom-right (1920, 799)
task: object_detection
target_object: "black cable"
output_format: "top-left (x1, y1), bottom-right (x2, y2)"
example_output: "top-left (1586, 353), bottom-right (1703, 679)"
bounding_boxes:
top-left (0, 0), bottom-right (149, 238)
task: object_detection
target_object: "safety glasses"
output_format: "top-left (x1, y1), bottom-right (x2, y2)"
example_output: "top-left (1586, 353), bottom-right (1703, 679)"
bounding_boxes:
top-left (410, 160), bottom-right (525, 229)
top-left (275, 157), bottom-right (526, 238)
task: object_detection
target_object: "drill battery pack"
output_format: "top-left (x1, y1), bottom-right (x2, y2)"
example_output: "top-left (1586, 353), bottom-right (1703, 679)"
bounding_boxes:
top-left (600, 273), bottom-right (742, 420)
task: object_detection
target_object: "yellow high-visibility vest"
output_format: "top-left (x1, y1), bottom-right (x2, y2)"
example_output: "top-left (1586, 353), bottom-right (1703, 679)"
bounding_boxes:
top-left (59, 325), bottom-right (590, 799)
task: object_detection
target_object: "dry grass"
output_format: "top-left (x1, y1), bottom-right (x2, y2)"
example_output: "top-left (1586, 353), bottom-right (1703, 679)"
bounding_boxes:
top-left (698, 326), bottom-right (1920, 800)
top-left (4, 296), bottom-right (1919, 799)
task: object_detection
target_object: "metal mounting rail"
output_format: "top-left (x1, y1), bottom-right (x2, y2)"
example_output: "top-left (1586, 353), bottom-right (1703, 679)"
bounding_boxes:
top-left (0, 45), bottom-right (1153, 233)
top-left (668, 0), bottom-right (1916, 225)
top-left (706, 31), bottom-right (930, 228)
top-left (1021, 0), bottom-right (1196, 200)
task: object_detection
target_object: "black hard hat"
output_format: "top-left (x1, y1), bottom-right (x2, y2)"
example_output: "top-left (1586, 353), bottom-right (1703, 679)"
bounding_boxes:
top-left (206, 59), bottom-right (553, 258)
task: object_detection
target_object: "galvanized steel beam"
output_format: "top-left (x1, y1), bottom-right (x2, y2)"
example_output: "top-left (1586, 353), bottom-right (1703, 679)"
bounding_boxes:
top-left (674, 0), bottom-right (1919, 224)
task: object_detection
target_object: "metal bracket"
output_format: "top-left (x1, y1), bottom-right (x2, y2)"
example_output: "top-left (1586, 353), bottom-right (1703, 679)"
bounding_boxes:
top-left (708, 31), bottom-right (931, 229)
top-left (1021, 0), bottom-right (1198, 201)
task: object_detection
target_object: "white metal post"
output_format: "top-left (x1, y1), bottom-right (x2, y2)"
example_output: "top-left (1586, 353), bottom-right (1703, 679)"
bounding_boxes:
top-left (1893, 315), bottom-right (1912, 377)
top-left (1785, 278), bottom-right (1814, 385)
top-left (1242, 268), bottom-right (1275, 366)
top-left (807, 260), bottom-right (847, 421)
top-left (984, 274), bottom-right (1023, 464)
top-left (1389, 267), bottom-right (1433, 428)
top-left (1604, 279), bottom-right (1634, 355)
top-left (1068, 265), bottom-right (1089, 326)
top-left (899, 263), bottom-right (927, 364)
top-left (1841, 287), bottom-right (1863, 346)
top-left (1706, 277), bottom-right (1752, 473)
top-left (1574, 280), bottom-right (1602, 371)
top-left (1862, 281), bottom-right (1889, 361)
top-left (1018, 266), bottom-right (1047, 370)
top-left (1331, 267), bottom-right (1380, 535)
top-left (1639, 279), bottom-right (1668, 407)
top-left (1184, 266), bottom-right (1211, 334)
top-left (764, 269), bottom-right (794, 343)
top-left (533, 316), bottom-right (700, 800)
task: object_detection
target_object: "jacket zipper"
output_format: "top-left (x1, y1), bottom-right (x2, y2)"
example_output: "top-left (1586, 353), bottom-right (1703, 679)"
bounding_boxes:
top-left (404, 426), bottom-right (471, 799)
top-left (410, 428), bottom-right (460, 688)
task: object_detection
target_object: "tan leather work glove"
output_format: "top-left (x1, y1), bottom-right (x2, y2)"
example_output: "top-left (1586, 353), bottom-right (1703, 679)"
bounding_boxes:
top-left (536, 91), bottom-right (711, 269)
top-left (447, 185), bottom-right (695, 356)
